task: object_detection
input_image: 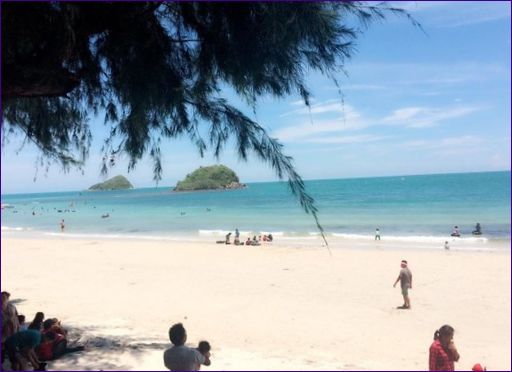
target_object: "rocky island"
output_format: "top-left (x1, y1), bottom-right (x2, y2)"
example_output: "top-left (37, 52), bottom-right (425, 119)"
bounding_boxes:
top-left (173, 165), bottom-right (245, 192)
top-left (89, 175), bottom-right (133, 191)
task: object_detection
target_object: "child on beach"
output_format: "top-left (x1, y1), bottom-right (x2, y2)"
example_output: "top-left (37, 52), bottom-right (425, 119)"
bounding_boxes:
top-left (451, 226), bottom-right (460, 237)
top-left (429, 325), bottom-right (459, 371)
top-left (164, 323), bottom-right (211, 371)
top-left (196, 341), bottom-right (211, 369)
top-left (18, 315), bottom-right (27, 331)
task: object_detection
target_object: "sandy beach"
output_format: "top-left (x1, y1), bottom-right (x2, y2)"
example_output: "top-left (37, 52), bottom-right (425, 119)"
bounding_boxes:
top-left (1, 236), bottom-right (510, 371)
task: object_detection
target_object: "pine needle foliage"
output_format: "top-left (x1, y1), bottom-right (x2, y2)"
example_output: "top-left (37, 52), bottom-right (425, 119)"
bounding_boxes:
top-left (2, 2), bottom-right (417, 243)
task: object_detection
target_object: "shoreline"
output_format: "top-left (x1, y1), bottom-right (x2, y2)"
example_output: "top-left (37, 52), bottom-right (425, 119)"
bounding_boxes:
top-left (2, 236), bottom-right (510, 370)
top-left (2, 228), bottom-right (510, 253)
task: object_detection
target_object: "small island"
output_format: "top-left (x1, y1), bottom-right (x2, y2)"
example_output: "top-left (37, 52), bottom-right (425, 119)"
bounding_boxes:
top-left (89, 175), bottom-right (134, 191)
top-left (173, 165), bottom-right (246, 192)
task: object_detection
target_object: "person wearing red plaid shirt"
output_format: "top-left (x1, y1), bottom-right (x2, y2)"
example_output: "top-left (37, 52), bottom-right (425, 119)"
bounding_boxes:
top-left (429, 325), bottom-right (460, 371)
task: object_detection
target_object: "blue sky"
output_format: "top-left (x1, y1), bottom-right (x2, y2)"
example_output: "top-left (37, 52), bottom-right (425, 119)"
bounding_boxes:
top-left (1, 1), bottom-right (510, 194)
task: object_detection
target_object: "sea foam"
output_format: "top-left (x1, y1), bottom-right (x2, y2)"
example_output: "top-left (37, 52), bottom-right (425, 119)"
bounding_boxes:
top-left (330, 233), bottom-right (488, 243)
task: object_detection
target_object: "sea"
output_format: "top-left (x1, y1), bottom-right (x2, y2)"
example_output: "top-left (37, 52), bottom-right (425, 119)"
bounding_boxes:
top-left (1, 171), bottom-right (510, 248)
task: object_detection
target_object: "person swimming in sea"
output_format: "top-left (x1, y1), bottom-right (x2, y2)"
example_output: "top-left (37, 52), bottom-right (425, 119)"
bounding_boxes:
top-left (472, 223), bottom-right (482, 235)
top-left (450, 226), bottom-right (460, 237)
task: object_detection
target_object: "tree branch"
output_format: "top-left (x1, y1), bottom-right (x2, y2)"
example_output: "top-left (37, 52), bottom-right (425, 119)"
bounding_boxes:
top-left (3, 66), bottom-right (80, 100)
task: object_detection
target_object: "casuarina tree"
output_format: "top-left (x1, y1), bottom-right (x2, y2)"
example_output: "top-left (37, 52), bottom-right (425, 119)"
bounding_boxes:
top-left (2, 2), bottom-right (418, 242)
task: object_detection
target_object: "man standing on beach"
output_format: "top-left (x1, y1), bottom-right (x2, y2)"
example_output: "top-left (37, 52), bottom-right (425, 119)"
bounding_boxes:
top-left (375, 228), bottom-right (381, 240)
top-left (234, 228), bottom-right (240, 245)
top-left (393, 260), bottom-right (412, 309)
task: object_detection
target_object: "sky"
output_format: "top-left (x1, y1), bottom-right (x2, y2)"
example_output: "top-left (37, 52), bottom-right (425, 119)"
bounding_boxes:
top-left (1, 1), bottom-right (511, 194)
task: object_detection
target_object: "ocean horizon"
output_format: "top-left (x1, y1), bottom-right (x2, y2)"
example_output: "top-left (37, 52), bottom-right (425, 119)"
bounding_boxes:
top-left (2, 170), bottom-right (510, 246)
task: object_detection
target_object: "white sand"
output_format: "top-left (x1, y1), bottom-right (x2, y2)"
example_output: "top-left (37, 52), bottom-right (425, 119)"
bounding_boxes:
top-left (1, 236), bottom-right (510, 371)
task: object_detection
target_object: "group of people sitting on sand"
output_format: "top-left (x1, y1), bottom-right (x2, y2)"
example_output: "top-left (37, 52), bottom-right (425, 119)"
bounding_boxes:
top-left (2, 291), bottom-right (84, 371)
top-left (216, 228), bottom-right (274, 245)
top-left (242, 234), bottom-right (274, 246)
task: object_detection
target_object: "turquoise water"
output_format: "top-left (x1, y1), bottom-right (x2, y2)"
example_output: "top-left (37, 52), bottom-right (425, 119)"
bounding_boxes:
top-left (1, 171), bottom-right (510, 241)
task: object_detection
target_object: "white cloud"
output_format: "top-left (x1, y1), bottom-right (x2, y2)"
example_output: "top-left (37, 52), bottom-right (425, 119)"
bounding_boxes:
top-left (391, 1), bottom-right (453, 12)
top-left (280, 99), bottom-right (344, 117)
top-left (399, 76), bottom-right (475, 86)
top-left (347, 62), bottom-right (509, 88)
top-left (420, 91), bottom-right (443, 97)
top-left (381, 105), bottom-right (482, 128)
top-left (325, 84), bottom-right (386, 92)
top-left (382, 107), bottom-right (424, 123)
top-left (302, 134), bottom-right (384, 144)
top-left (401, 135), bottom-right (484, 149)
top-left (436, 3), bottom-right (511, 28)
top-left (440, 136), bottom-right (484, 147)
top-left (272, 119), bottom-right (360, 141)
top-left (490, 153), bottom-right (510, 169)
top-left (274, 100), bottom-right (483, 143)
top-left (391, 1), bottom-right (510, 27)
top-left (289, 98), bottom-right (317, 106)
top-left (273, 104), bottom-right (367, 141)
top-left (308, 102), bottom-right (346, 115)
top-left (400, 139), bottom-right (430, 148)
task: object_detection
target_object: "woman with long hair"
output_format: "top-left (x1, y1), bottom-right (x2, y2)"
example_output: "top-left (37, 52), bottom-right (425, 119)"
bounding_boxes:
top-left (28, 312), bottom-right (45, 331)
top-left (429, 325), bottom-right (460, 371)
